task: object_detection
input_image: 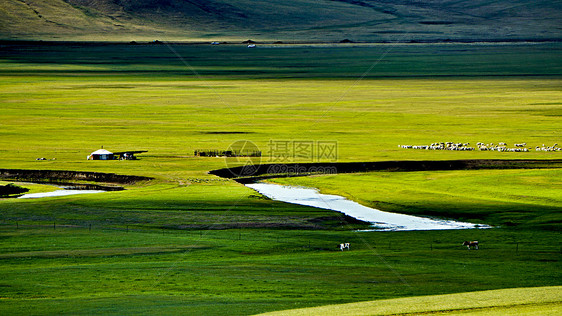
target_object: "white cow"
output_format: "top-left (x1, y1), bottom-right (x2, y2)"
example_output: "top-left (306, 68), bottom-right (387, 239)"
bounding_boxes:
top-left (339, 243), bottom-right (350, 251)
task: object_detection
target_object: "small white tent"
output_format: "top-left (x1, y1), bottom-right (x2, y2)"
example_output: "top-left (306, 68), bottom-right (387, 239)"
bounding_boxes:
top-left (87, 149), bottom-right (114, 160)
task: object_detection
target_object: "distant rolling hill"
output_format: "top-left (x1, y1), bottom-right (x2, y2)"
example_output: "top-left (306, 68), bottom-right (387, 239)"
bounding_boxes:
top-left (1, 0), bottom-right (561, 42)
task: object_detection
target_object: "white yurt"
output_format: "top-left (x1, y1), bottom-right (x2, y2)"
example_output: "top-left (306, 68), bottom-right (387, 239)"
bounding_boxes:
top-left (87, 149), bottom-right (114, 160)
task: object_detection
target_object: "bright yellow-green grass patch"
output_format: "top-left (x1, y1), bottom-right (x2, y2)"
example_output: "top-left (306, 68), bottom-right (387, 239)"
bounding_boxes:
top-left (1, 76), bottom-right (561, 178)
top-left (257, 286), bottom-right (562, 316)
top-left (1, 44), bottom-right (561, 180)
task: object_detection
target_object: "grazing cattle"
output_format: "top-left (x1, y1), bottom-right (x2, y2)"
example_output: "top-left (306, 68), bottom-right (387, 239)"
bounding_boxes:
top-left (339, 243), bottom-right (350, 251)
top-left (463, 241), bottom-right (479, 250)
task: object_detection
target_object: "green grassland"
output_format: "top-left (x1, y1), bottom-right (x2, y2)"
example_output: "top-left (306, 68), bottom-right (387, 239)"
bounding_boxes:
top-left (0, 43), bottom-right (561, 314)
top-left (1, 227), bottom-right (560, 315)
top-left (272, 169), bottom-right (562, 230)
top-left (1, 43), bottom-right (561, 173)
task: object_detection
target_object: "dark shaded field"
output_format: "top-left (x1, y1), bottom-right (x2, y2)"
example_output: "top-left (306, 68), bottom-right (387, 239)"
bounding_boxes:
top-left (211, 159), bottom-right (562, 180)
top-left (1, 41), bottom-right (561, 79)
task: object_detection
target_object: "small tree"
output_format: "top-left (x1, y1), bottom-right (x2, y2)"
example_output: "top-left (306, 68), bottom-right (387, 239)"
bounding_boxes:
top-left (0, 183), bottom-right (29, 197)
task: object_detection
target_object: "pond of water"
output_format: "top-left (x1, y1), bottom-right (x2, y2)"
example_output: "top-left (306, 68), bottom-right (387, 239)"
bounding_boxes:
top-left (17, 189), bottom-right (106, 199)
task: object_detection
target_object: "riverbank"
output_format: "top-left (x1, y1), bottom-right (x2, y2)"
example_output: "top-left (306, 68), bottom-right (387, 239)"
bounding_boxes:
top-left (0, 169), bottom-right (152, 185)
top-left (271, 168), bottom-right (562, 230)
top-left (210, 159), bottom-right (562, 182)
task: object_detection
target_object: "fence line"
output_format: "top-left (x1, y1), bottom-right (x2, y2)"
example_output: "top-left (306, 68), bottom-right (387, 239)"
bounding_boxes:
top-left (2, 223), bottom-right (561, 254)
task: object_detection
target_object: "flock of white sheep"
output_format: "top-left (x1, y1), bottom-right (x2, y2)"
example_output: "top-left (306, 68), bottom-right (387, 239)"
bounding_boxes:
top-left (399, 142), bottom-right (474, 151)
top-left (534, 144), bottom-right (561, 152)
top-left (398, 142), bottom-right (561, 152)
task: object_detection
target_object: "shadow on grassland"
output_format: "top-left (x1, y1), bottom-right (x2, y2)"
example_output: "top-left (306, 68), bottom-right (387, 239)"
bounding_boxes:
top-left (210, 159), bottom-right (562, 182)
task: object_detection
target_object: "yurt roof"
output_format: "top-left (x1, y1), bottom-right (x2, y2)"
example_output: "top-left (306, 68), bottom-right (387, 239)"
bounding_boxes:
top-left (90, 149), bottom-right (113, 155)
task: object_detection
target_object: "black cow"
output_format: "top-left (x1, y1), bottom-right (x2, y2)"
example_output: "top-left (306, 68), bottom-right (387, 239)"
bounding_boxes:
top-left (463, 241), bottom-right (479, 250)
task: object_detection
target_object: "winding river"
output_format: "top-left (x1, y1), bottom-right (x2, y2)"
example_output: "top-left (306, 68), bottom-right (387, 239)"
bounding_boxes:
top-left (10, 178), bottom-right (489, 230)
top-left (246, 182), bottom-right (491, 231)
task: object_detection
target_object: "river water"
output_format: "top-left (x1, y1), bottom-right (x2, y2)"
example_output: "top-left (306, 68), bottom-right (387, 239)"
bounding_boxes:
top-left (17, 189), bottom-right (106, 199)
top-left (6, 181), bottom-right (122, 199)
top-left (246, 182), bottom-right (491, 231)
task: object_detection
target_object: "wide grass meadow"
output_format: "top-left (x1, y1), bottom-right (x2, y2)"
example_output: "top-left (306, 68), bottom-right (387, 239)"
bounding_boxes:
top-left (0, 42), bottom-right (561, 314)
